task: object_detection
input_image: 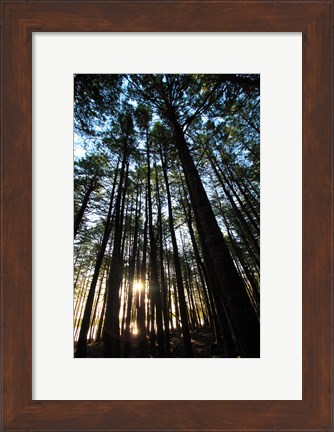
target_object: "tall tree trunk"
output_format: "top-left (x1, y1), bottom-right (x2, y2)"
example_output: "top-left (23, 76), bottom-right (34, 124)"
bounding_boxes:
top-left (213, 183), bottom-right (260, 272)
top-left (103, 145), bottom-right (129, 357)
top-left (74, 176), bottom-right (97, 238)
top-left (178, 165), bottom-right (237, 355)
top-left (169, 115), bottom-right (259, 357)
top-left (219, 201), bottom-right (260, 310)
top-left (74, 274), bottom-right (91, 341)
top-left (75, 161), bottom-right (119, 357)
top-left (208, 151), bottom-right (260, 258)
top-left (154, 160), bottom-right (171, 356)
top-left (124, 185), bottom-right (140, 357)
top-left (146, 138), bottom-right (165, 357)
top-left (161, 147), bottom-right (193, 357)
top-left (181, 199), bottom-right (216, 334)
top-left (225, 163), bottom-right (260, 224)
top-left (95, 287), bottom-right (107, 343)
top-left (137, 196), bottom-right (148, 356)
top-left (210, 151), bottom-right (259, 236)
top-left (88, 267), bottom-right (106, 341)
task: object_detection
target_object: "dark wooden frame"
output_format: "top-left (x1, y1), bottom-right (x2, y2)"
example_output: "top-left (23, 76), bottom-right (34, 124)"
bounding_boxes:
top-left (1, 1), bottom-right (332, 431)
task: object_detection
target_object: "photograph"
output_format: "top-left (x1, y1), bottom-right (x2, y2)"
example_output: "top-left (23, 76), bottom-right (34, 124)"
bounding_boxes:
top-left (73, 74), bottom-right (260, 358)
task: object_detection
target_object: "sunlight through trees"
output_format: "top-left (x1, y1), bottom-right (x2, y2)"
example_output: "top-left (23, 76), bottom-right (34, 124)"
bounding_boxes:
top-left (74, 74), bottom-right (260, 358)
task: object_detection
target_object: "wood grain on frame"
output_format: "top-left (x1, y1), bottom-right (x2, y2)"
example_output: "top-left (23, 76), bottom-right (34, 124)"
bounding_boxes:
top-left (1, 1), bottom-right (332, 430)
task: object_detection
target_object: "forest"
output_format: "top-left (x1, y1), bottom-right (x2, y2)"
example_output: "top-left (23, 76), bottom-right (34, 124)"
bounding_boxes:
top-left (74, 74), bottom-right (260, 358)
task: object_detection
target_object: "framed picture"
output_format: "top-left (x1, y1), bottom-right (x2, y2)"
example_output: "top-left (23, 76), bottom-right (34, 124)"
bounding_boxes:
top-left (1, 1), bottom-right (332, 431)
top-left (33, 33), bottom-right (301, 402)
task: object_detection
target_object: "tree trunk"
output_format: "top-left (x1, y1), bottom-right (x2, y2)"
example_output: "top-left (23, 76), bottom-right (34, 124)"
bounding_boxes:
top-left (147, 138), bottom-right (165, 357)
top-left (169, 115), bottom-right (259, 357)
top-left (74, 176), bottom-right (97, 237)
top-left (154, 160), bottom-right (171, 356)
top-left (161, 147), bottom-right (193, 357)
top-left (124, 186), bottom-right (140, 357)
top-left (103, 145), bottom-right (129, 357)
top-left (75, 161), bottom-right (119, 357)
top-left (208, 151), bottom-right (260, 258)
top-left (137, 196), bottom-right (148, 356)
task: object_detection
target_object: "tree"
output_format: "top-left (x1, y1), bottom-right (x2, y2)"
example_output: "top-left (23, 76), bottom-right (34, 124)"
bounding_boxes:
top-left (74, 74), bottom-right (260, 358)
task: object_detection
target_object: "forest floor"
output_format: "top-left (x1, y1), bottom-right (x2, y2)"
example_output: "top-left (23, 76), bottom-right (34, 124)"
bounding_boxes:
top-left (84, 327), bottom-right (229, 358)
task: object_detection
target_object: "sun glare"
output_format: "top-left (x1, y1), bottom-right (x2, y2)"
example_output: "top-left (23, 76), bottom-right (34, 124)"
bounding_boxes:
top-left (133, 281), bottom-right (143, 292)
